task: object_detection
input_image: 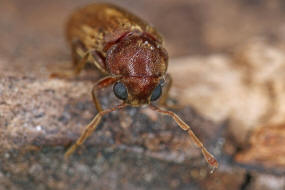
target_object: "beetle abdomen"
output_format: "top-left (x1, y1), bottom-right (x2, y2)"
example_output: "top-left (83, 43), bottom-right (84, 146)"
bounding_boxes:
top-left (66, 3), bottom-right (162, 53)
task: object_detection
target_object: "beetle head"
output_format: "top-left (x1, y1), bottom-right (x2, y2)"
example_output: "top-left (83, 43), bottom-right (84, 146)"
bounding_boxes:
top-left (113, 76), bottom-right (165, 105)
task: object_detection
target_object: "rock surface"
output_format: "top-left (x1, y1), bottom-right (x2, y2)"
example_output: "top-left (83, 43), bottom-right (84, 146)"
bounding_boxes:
top-left (0, 70), bottom-right (226, 190)
top-left (168, 40), bottom-right (285, 176)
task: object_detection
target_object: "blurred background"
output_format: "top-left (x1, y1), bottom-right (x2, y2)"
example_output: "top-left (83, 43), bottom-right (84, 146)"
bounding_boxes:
top-left (1, 0), bottom-right (285, 190)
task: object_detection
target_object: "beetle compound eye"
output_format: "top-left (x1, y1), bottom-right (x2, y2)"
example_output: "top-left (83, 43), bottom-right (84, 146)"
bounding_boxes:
top-left (150, 84), bottom-right (162, 101)
top-left (113, 82), bottom-right (128, 100)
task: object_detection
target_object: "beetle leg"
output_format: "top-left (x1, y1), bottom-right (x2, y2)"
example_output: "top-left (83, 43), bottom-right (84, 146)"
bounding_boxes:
top-left (71, 39), bottom-right (84, 67)
top-left (149, 104), bottom-right (218, 171)
top-left (159, 74), bottom-right (172, 106)
top-left (51, 39), bottom-right (108, 78)
top-left (92, 76), bottom-right (121, 112)
top-left (89, 51), bottom-right (109, 75)
top-left (72, 39), bottom-right (108, 75)
top-left (50, 50), bottom-right (90, 78)
top-left (64, 103), bottom-right (127, 159)
top-left (159, 74), bottom-right (183, 109)
top-left (72, 42), bottom-right (109, 76)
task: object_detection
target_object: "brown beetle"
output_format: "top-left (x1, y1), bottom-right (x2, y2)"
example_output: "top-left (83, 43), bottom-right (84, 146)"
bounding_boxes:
top-left (52, 3), bottom-right (218, 170)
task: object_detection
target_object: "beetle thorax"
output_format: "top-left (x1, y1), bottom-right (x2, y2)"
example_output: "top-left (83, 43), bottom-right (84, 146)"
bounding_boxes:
top-left (105, 34), bottom-right (168, 77)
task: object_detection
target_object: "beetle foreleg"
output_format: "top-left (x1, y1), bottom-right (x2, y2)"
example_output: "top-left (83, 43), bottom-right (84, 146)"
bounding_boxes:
top-left (159, 74), bottom-right (172, 106)
top-left (92, 76), bottom-right (121, 112)
top-left (149, 104), bottom-right (219, 171)
top-left (64, 103), bottom-right (127, 159)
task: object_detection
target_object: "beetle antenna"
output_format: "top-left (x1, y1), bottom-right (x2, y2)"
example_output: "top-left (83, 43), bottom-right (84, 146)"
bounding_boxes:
top-left (149, 104), bottom-right (218, 171)
top-left (64, 103), bottom-right (127, 159)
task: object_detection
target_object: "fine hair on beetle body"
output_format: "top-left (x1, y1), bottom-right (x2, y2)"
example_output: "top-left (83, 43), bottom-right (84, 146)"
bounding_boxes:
top-left (51, 3), bottom-right (218, 171)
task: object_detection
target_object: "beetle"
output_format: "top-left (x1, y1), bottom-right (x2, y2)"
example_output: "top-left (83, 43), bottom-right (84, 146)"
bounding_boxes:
top-left (52, 3), bottom-right (218, 170)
